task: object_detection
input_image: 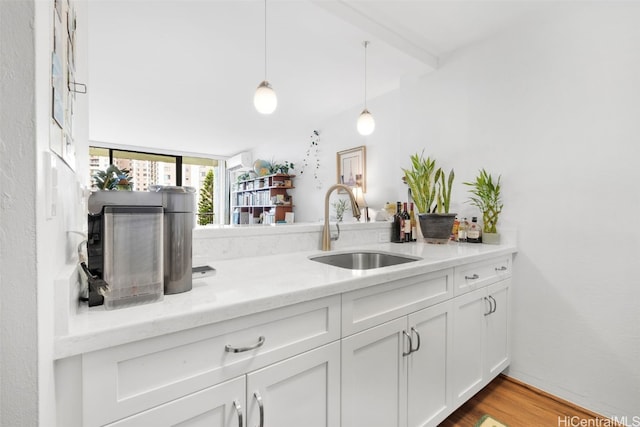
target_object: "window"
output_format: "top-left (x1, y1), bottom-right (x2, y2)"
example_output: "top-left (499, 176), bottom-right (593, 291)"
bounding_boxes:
top-left (89, 147), bottom-right (222, 225)
top-left (183, 156), bottom-right (218, 226)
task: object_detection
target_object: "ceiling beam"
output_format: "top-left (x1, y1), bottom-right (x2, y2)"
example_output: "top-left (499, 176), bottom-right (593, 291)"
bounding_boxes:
top-left (310, 0), bottom-right (439, 71)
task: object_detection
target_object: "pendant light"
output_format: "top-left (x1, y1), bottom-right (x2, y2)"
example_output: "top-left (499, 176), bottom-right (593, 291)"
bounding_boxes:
top-left (254, 0), bottom-right (277, 114)
top-left (357, 41), bottom-right (375, 135)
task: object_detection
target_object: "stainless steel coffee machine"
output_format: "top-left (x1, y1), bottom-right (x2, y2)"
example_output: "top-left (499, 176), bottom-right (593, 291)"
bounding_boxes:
top-left (87, 186), bottom-right (195, 309)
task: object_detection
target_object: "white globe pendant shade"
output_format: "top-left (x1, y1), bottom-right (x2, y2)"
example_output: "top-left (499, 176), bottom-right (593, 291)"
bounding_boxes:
top-left (357, 109), bottom-right (375, 135)
top-left (254, 80), bottom-right (277, 114)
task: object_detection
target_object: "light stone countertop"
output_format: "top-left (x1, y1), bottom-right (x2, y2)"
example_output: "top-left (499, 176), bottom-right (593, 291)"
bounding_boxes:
top-left (54, 240), bottom-right (517, 360)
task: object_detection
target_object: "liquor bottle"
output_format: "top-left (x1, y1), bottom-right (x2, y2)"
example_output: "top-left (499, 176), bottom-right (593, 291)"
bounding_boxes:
top-left (402, 202), bottom-right (412, 242)
top-left (391, 202), bottom-right (404, 243)
top-left (397, 202), bottom-right (405, 242)
top-left (458, 217), bottom-right (469, 242)
top-left (467, 216), bottom-right (482, 243)
top-left (451, 216), bottom-right (460, 241)
top-left (409, 202), bottom-right (417, 242)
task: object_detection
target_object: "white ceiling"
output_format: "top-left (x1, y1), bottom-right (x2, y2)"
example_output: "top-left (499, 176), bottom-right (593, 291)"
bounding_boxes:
top-left (88, 0), bottom-right (551, 157)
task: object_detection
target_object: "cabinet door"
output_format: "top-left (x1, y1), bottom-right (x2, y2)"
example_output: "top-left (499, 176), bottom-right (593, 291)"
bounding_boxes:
top-left (107, 376), bottom-right (245, 427)
top-left (451, 287), bottom-right (487, 406)
top-left (246, 341), bottom-right (340, 427)
top-left (342, 317), bottom-right (408, 427)
top-left (407, 300), bottom-right (453, 427)
top-left (486, 279), bottom-right (511, 379)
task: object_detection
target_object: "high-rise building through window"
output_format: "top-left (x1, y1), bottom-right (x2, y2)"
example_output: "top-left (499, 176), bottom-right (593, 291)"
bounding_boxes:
top-left (89, 147), bottom-right (221, 225)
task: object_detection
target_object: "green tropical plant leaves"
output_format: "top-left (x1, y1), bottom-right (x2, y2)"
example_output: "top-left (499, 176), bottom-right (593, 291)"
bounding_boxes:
top-left (463, 169), bottom-right (503, 233)
top-left (403, 151), bottom-right (454, 214)
top-left (92, 165), bottom-right (133, 190)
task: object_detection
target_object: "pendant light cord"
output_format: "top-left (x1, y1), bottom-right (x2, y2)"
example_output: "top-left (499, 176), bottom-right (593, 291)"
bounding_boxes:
top-left (264, 0), bottom-right (268, 80)
top-left (363, 41), bottom-right (369, 109)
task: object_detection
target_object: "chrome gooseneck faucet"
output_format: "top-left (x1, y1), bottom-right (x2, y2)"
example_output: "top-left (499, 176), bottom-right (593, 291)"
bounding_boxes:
top-left (322, 184), bottom-right (362, 251)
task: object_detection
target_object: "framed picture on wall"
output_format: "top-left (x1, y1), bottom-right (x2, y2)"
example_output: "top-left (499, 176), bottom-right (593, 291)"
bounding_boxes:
top-left (336, 145), bottom-right (366, 192)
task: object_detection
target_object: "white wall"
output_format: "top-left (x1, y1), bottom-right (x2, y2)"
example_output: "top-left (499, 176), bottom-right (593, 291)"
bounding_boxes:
top-left (406, 5), bottom-right (640, 418)
top-left (258, 3), bottom-right (640, 420)
top-left (0, 2), bottom-right (39, 425)
top-left (0, 1), bottom-right (89, 426)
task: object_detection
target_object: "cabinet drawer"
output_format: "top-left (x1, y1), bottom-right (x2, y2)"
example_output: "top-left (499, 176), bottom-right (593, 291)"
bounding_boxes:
top-left (106, 376), bottom-right (246, 426)
top-left (453, 255), bottom-right (511, 295)
top-left (342, 268), bottom-right (453, 336)
top-left (83, 295), bottom-right (340, 427)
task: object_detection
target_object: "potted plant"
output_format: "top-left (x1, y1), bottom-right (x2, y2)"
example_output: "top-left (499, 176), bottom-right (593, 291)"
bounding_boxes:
top-left (463, 169), bottom-right (503, 244)
top-left (331, 199), bottom-right (350, 222)
top-left (92, 165), bottom-right (133, 190)
top-left (270, 161), bottom-right (295, 175)
top-left (403, 151), bottom-right (455, 243)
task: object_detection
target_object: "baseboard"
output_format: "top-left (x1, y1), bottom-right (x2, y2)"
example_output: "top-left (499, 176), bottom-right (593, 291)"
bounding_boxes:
top-left (498, 374), bottom-right (619, 423)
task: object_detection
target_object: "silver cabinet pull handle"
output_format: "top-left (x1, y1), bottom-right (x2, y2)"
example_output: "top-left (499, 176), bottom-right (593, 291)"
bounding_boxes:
top-left (489, 295), bottom-right (497, 314)
top-left (410, 327), bottom-right (421, 353)
top-left (254, 392), bottom-right (264, 427)
top-left (483, 297), bottom-right (492, 316)
top-left (225, 336), bottom-right (265, 353)
top-left (233, 400), bottom-right (243, 427)
top-left (495, 266), bottom-right (508, 271)
top-left (402, 330), bottom-right (413, 356)
top-left (465, 274), bottom-right (479, 280)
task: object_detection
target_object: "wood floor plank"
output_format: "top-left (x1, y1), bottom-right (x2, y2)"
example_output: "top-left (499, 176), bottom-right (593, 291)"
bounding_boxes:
top-left (439, 375), bottom-right (621, 427)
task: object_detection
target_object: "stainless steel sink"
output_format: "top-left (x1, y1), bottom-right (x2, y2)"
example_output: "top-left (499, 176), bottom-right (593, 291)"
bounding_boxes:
top-left (309, 251), bottom-right (421, 270)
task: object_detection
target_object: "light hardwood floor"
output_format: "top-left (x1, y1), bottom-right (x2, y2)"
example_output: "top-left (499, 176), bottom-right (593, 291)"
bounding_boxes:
top-left (439, 375), bottom-right (619, 427)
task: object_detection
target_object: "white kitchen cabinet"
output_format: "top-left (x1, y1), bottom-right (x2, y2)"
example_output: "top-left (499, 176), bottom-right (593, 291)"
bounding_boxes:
top-left (451, 278), bottom-right (511, 407)
top-left (341, 268), bottom-right (453, 337)
top-left (342, 317), bottom-right (408, 427)
top-left (453, 255), bottom-right (511, 296)
top-left (246, 341), bottom-right (340, 427)
top-left (106, 376), bottom-right (246, 427)
top-left (82, 296), bottom-right (340, 426)
top-left (407, 301), bottom-right (453, 427)
top-left (485, 280), bottom-right (511, 378)
top-left (107, 341), bottom-right (340, 427)
top-left (341, 300), bottom-right (453, 427)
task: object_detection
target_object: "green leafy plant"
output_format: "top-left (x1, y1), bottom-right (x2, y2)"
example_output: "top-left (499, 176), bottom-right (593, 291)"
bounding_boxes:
top-left (434, 167), bottom-right (455, 214)
top-left (332, 199), bottom-right (350, 222)
top-left (402, 151), bottom-right (454, 213)
top-left (464, 169), bottom-right (503, 233)
top-left (237, 172), bottom-right (251, 182)
top-left (270, 161), bottom-right (295, 175)
top-left (92, 165), bottom-right (133, 190)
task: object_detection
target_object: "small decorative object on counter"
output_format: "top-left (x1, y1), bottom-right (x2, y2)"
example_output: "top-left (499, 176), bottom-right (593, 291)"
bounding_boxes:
top-left (458, 217), bottom-right (469, 242)
top-left (467, 217), bottom-right (482, 243)
top-left (451, 216), bottom-right (460, 241)
top-left (384, 201), bottom-right (396, 217)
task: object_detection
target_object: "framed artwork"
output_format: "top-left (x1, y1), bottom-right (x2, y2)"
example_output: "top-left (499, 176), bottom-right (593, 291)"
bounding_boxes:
top-left (336, 145), bottom-right (366, 192)
top-left (49, 0), bottom-right (78, 170)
